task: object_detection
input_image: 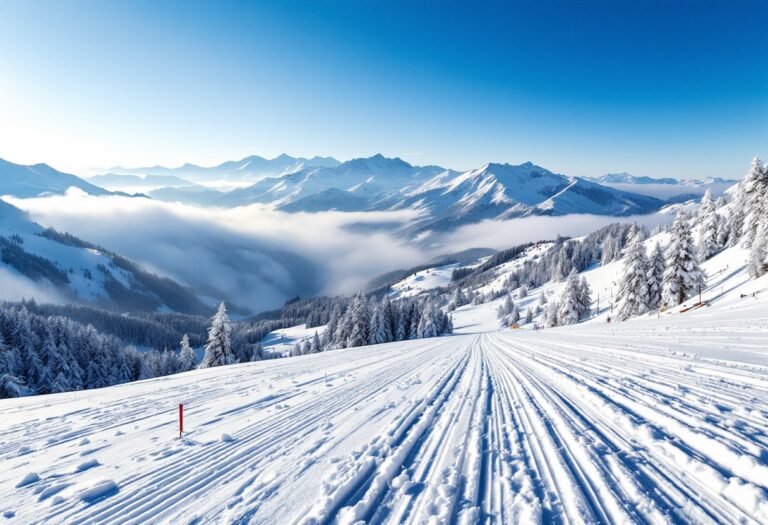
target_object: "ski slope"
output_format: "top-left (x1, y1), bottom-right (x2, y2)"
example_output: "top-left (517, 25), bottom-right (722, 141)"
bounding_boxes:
top-left (1, 297), bottom-right (767, 524)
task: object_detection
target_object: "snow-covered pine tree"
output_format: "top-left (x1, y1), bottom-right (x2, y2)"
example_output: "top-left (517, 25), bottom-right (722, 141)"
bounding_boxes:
top-left (408, 301), bottom-right (421, 339)
top-left (178, 334), bottom-right (197, 372)
top-left (497, 295), bottom-right (514, 320)
top-left (601, 234), bottom-right (616, 264)
top-left (748, 195), bottom-right (768, 278)
top-left (0, 373), bottom-right (22, 398)
top-left (556, 269), bottom-right (583, 325)
top-left (451, 287), bottom-right (467, 310)
top-left (380, 296), bottom-right (396, 342)
top-left (518, 286), bottom-right (528, 299)
top-left (310, 331), bottom-right (321, 354)
top-left (201, 302), bottom-right (233, 368)
top-left (323, 303), bottom-right (343, 347)
top-left (416, 301), bottom-right (439, 338)
top-left (616, 225), bottom-right (650, 320)
top-left (647, 242), bottom-right (665, 309)
top-left (579, 276), bottom-right (592, 319)
top-left (545, 297), bottom-right (560, 327)
top-left (524, 307), bottom-right (533, 324)
top-left (539, 291), bottom-right (547, 305)
top-left (347, 293), bottom-right (370, 348)
top-left (394, 307), bottom-right (407, 341)
top-left (697, 190), bottom-right (720, 260)
top-left (740, 157), bottom-right (767, 248)
top-left (662, 212), bottom-right (705, 307)
top-left (509, 305), bottom-right (520, 324)
top-left (369, 304), bottom-right (389, 345)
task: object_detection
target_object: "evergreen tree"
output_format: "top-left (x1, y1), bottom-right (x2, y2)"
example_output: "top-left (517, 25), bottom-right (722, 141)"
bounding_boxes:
top-left (408, 301), bottom-right (421, 339)
top-left (662, 213), bottom-right (705, 306)
top-left (310, 331), bottom-right (321, 354)
top-left (524, 307), bottom-right (533, 324)
top-left (497, 295), bottom-right (514, 320)
top-left (556, 270), bottom-right (584, 325)
top-left (201, 302), bottom-right (233, 368)
top-left (347, 293), bottom-right (370, 348)
top-left (451, 287), bottom-right (467, 310)
top-left (417, 302), bottom-right (439, 338)
top-left (0, 373), bottom-right (22, 398)
top-left (697, 190), bottom-right (720, 260)
top-left (616, 226), bottom-right (650, 320)
top-left (579, 277), bottom-right (592, 319)
top-left (380, 296), bottom-right (396, 342)
top-left (647, 243), bottom-right (665, 309)
top-left (369, 304), bottom-right (389, 345)
top-left (178, 334), bottom-right (197, 372)
top-left (740, 157), bottom-right (767, 248)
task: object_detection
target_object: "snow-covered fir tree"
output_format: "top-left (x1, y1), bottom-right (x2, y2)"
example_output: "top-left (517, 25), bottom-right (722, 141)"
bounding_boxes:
top-left (417, 301), bottom-right (439, 338)
top-left (739, 156), bottom-right (766, 248)
top-left (524, 307), bottom-right (533, 324)
top-left (178, 334), bottom-right (197, 372)
top-left (201, 302), bottom-right (233, 368)
top-left (451, 287), bottom-right (467, 310)
top-left (616, 225), bottom-right (650, 320)
top-left (647, 242), bottom-right (665, 309)
top-left (309, 331), bottom-right (321, 354)
top-left (697, 190), bottom-right (720, 260)
top-left (497, 295), bottom-right (514, 321)
top-left (662, 213), bottom-right (705, 307)
top-left (346, 293), bottom-right (370, 348)
top-left (556, 269), bottom-right (585, 325)
top-left (369, 304), bottom-right (389, 345)
top-left (579, 276), bottom-right (592, 319)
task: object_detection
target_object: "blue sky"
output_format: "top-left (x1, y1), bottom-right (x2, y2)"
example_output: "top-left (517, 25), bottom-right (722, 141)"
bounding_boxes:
top-left (0, 0), bottom-right (766, 178)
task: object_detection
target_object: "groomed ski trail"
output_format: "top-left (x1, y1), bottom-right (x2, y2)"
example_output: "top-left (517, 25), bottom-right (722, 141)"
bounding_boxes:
top-left (1, 312), bottom-right (768, 524)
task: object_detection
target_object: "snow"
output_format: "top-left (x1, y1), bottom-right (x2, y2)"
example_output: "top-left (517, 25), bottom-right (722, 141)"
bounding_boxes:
top-left (1, 285), bottom-right (767, 523)
top-left (260, 323), bottom-right (326, 357)
top-left (389, 263), bottom-right (460, 298)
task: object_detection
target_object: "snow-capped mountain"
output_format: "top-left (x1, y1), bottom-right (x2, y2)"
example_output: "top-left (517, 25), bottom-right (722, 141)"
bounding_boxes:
top-left (218, 154), bottom-right (447, 208)
top-left (0, 157), bottom-right (112, 198)
top-left (209, 157), bottom-right (662, 235)
top-left (589, 173), bottom-right (737, 185)
top-left (0, 199), bottom-right (212, 314)
top-left (586, 172), bottom-right (737, 200)
top-left (102, 154), bottom-right (341, 183)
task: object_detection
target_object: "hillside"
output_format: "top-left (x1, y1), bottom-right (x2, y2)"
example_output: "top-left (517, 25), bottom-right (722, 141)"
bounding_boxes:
top-left (0, 199), bottom-right (211, 315)
top-left (0, 158), bottom-right (112, 198)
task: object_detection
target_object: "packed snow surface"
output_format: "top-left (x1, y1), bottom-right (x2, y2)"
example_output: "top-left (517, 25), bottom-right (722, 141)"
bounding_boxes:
top-left (1, 294), bottom-right (767, 524)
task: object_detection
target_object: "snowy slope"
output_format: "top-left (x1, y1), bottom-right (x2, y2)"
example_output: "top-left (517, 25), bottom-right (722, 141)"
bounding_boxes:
top-left (0, 199), bottom-right (210, 314)
top-left (0, 158), bottom-right (111, 198)
top-left (1, 294), bottom-right (766, 523)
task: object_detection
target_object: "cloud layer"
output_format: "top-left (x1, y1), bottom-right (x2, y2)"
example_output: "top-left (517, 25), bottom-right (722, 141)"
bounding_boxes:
top-left (4, 190), bottom-right (677, 313)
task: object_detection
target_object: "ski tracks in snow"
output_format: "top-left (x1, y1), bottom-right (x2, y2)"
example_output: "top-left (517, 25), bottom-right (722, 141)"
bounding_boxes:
top-left (1, 328), bottom-right (768, 524)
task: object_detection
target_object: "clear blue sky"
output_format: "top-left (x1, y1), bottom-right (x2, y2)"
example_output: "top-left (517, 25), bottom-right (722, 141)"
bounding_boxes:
top-left (0, 0), bottom-right (766, 179)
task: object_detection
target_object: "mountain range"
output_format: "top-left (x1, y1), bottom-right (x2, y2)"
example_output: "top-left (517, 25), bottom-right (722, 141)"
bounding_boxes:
top-left (2, 153), bottom-right (713, 237)
top-left (132, 155), bottom-right (666, 235)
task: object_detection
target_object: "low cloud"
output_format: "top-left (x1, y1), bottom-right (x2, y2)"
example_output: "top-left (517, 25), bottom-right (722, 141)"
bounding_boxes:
top-left (0, 267), bottom-right (64, 304)
top-left (432, 212), bottom-right (672, 252)
top-left (3, 190), bottom-right (677, 313)
top-left (4, 190), bottom-right (426, 312)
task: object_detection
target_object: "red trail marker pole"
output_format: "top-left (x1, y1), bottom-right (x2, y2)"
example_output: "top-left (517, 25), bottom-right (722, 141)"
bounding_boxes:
top-left (179, 403), bottom-right (184, 438)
